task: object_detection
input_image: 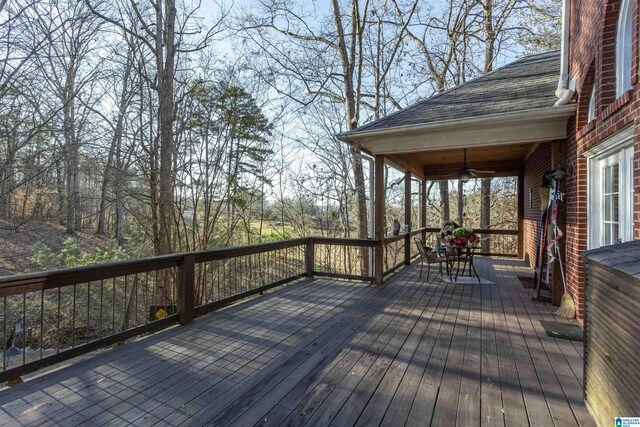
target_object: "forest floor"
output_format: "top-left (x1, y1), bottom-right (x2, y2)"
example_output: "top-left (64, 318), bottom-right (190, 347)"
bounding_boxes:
top-left (0, 217), bottom-right (108, 276)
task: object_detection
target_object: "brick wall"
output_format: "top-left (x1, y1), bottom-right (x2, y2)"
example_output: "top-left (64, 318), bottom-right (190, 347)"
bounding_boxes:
top-left (522, 143), bottom-right (553, 269)
top-left (567, 0), bottom-right (640, 325)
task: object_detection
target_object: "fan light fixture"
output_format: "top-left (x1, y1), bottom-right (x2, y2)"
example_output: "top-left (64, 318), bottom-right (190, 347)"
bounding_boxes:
top-left (443, 149), bottom-right (497, 181)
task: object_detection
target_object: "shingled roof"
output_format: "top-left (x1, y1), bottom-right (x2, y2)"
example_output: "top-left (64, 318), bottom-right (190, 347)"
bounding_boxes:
top-left (344, 51), bottom-right (561, 136)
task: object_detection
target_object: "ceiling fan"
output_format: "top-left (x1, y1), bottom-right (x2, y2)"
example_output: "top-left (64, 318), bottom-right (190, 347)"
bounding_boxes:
top-left (446, 149), bottom-right (496, 183)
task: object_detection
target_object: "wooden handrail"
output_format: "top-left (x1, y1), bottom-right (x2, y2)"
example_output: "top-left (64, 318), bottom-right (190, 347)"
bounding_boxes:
top-left (311, 237), bottom-right (377, 247)
top-left (0, 235), bottom-right (382, 383)
top-left (422, 227), bottom-right (518, 236)
top-left (383, 233), bottom-right (408, 244)
top-left (0, 229), bottom-right (521, 383)
top-left (0, 238), bottom-right (311, 296)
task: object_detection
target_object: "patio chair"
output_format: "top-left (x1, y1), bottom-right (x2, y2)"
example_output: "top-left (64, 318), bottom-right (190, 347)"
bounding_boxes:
top-left (414, 237), bottom-right (449, 281)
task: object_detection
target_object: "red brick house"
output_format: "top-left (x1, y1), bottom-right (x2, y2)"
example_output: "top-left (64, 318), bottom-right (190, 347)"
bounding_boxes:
top-left (563, 0), bottom-right (639, 325)
top-left (338, 0), bottom-right (639, 327)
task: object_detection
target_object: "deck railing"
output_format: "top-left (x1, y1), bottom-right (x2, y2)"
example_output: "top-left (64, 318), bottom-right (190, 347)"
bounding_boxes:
top-left (0, 228), bottom-right (517, 383)
top-left (0, 236), bottom-right (376, 383)
top-left (422, 227), bottom-right (519, 258)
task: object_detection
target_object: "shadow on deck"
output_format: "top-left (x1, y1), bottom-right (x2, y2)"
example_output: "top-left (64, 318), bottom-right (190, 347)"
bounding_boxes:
top-left (0, 258), bottom-right (594, 426)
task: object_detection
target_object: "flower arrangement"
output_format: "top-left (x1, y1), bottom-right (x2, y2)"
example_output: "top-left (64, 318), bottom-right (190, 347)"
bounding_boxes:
top-left (441, 227), bottom-right (480, 247)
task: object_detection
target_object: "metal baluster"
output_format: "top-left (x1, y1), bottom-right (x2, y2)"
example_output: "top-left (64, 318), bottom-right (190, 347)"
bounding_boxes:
top-left (123, 275), bottom-right (128, 331)
top-left (2, 297), bottom-right (6, 370)
top-left (56, 287), bottom-right (61, 354)
top-left (22, 293), bottom-right (26, 365)
top-left (134, 274), bottom-right (139, 327)
top-left (72, 285), bottom-right (76, 348)
top-left (153, 270), bottom-right (158, 321)
top-left (112, 278), bottom-right (116, 334)
top-left (99, 280), bottom-right (104, 339)
top-left (40, 290), bottom-right (44, 360)
top-left (87, 281), bottom-right (91, 344)
top-left (144, 272), bottom-right (149, 325)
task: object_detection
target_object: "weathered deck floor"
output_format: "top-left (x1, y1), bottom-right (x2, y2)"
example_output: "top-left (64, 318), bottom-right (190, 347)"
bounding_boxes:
top-left (0, 258), bottom-right (594, 427)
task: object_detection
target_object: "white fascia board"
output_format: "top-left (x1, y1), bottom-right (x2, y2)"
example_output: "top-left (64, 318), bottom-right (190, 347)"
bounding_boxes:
top-left (339, 105), bottom-right (576, 155)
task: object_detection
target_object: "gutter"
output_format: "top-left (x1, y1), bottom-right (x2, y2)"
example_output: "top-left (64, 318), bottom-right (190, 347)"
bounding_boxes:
top-left (555, 0), bottom-right (575, 106)
top-left (337, 104), bottom-right (577, 144)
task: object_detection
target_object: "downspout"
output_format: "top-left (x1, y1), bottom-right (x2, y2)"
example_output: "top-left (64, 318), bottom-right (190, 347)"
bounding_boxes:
top-left (555, 0), bottom-right (576, 106)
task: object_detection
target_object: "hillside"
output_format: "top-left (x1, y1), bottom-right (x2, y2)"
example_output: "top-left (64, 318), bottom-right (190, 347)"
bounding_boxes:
top-left (0, 217), bottom-right (109, 276)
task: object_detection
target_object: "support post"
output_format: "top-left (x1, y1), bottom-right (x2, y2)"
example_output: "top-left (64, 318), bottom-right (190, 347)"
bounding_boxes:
top-left (421, 179), bottom-right (427, 242)
top-left (517, 173), bottom-right (525, 260)
top-left (374, 155), bottom-right (385, 284)
top-left (551, 140), bottom-right (567, 306)
top-left (404, 170), bottom-right (412, 265)
top-left (305, 238), bottom-right (314, 278)
top-left (177, 254), bottom-right (195, 325)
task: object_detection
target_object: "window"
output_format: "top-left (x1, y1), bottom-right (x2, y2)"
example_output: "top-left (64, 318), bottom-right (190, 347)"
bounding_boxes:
top-left (587, 85), bottom-right (596, 122)
top-left (586, 127), bottom-right (635, 248)
top-left (616, 0), bottom-right (634, 96)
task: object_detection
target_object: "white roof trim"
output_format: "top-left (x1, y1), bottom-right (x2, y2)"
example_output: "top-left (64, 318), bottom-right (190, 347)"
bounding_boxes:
top-left (338, 105), bottom-right (576, 155)
top-left (337, 105), bottom-right (576, 143)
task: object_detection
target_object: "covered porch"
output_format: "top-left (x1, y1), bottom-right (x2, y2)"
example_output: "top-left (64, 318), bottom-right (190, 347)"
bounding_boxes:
top-left (0, 258), bottom-right (593, 426)
top-left (338, 51), bottom-right (577, 308)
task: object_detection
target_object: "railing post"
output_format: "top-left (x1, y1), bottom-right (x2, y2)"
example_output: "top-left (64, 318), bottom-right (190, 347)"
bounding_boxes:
top-left (420, 179), bottom-right (427, 243)
top-left (305, 238), bottom-right (314, 278)
top-left (374, 155), bottom-right (385, 284)
top-left (177, 254), bottom-right (195, 325)
top-left (404, 170), bottom-right (412, 265)
top-left (517, 171), bottom-right (525, 261)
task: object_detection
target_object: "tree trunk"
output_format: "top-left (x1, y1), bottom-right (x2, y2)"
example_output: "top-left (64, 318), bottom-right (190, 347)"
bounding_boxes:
top-left (481, 178), bottom-right (491, 252)
top-left (457, 179), bottom-right (464, 226)
top-left (115, 123), bottom-right (126, 247)
top-left (154, 1), bottom-right (177, 306)
top-left (97, 58), bottom-right (131, 235)
top-left (63, 63), bottom-right (78, 234)
top-left (439, 180), bottom-right (450, 223)
top-left (331, 0), bottom-right (368, 274)
top-left (483, 0), bottom-right (495, 74)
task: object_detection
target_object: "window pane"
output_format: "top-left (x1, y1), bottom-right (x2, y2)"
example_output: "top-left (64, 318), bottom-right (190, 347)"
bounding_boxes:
top-left (588, 86), bottom-right (596, 122)
top-left (617, 0), bottom-right (633, 94)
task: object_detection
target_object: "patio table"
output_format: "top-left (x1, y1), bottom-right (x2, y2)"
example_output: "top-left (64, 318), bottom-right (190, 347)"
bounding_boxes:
top-left (443, 245), bottom-right (482, 283)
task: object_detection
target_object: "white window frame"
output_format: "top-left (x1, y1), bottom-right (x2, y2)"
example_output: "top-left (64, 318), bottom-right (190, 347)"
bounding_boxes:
top-left (616, 0), bottom-right (634, 97)
top-left (585, 127), bottom-right (635, 249)
top-left (587, 85), bottom-right (596, 122)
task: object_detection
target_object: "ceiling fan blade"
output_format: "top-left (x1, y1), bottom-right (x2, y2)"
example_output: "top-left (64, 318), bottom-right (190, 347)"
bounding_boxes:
top-left (470, 169), bottom-right (496, 175)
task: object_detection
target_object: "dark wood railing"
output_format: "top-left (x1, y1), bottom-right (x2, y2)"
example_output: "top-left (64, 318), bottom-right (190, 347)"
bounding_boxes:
top-left (422, 227), bottom-right (519, 258)
top-left (0, 227), bottom-right (517, 383)
top-left (0, 236), bottom-right (376, 383)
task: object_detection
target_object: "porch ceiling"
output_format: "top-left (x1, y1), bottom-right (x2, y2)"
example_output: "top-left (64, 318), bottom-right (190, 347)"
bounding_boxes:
top-left (387, 141), bottom-right (539, 180)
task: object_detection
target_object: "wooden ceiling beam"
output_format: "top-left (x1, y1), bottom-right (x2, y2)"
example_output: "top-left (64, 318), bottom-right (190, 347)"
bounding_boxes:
top-left (385, 154), bottom-right (426, 180)
top-left (423, 160), bottom-right (523, 180)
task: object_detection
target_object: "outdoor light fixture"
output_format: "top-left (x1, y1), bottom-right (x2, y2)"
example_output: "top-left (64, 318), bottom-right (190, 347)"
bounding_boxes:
top-left (445, 149), bottom-right (495, 183)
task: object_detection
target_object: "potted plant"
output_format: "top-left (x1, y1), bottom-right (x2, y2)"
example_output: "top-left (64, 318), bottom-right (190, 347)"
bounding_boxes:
top-left (448, 227), bottom-right (479, 247)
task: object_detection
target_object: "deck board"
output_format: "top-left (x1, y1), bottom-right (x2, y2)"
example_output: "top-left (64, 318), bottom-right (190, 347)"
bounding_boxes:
top-left (0, 258), bottom-right (595, 427)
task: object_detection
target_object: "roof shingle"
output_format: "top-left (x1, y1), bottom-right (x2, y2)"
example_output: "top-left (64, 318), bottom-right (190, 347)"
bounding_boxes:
top-left (348, 51), bottom-right (561, 134)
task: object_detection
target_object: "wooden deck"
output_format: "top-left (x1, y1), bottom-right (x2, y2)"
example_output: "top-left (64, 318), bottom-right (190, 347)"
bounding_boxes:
top-left (0, 258), bottom-right (594, 427)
